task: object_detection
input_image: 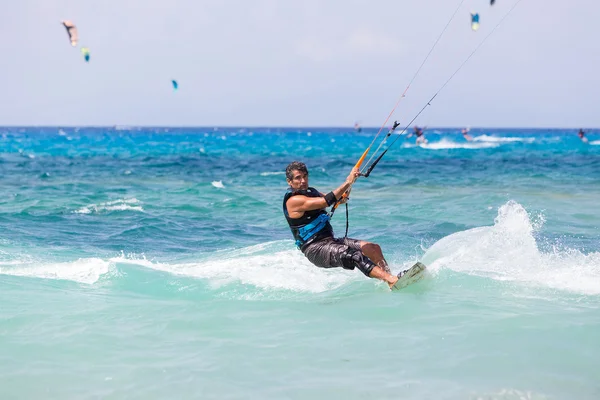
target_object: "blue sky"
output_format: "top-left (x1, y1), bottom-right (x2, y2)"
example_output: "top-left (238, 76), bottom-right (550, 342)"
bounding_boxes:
top-left (1, 0), bottom-right (598, 127)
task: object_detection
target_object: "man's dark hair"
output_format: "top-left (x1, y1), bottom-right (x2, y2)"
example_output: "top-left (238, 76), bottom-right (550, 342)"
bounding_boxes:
top-left (286, 161), bottom-right (308, 181)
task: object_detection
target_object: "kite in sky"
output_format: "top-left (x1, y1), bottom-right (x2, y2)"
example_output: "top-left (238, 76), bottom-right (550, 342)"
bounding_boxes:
top-left (61, 20), bottom-right (78, 46)
top-left (81, 47), bottom-right (90, 62)
top-left (471, 13), bottom-right (480, 31)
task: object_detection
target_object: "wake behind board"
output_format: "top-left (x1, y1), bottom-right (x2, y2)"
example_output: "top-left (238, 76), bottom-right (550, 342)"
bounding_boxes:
top-left (391, 262), bottom-right (427, 291)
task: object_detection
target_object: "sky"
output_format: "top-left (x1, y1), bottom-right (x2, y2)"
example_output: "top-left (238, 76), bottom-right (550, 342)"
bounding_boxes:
top-left (0, 0), bottom-right (598, 128)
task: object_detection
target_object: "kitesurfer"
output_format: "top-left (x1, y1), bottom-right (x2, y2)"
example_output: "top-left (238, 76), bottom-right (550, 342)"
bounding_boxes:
top-left (408, 126), bottom-right (427, 145)
top-left (283, 161), bottom-right (403, 288)
top-left (462, 128), bottom-right (473, 141)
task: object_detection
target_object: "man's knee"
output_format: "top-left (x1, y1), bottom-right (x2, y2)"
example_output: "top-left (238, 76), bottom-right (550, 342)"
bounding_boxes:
top-left (341, 248), bottom-right (375, 276)
top-left (361, 242), bottom-right (381, 255)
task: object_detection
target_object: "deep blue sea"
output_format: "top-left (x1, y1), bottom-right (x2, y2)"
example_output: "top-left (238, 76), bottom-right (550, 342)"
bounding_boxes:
top-left (1, 126), bottom-right (599, 399)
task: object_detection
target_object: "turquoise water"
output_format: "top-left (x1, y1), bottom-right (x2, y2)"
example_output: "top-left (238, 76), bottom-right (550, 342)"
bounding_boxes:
top-left (1, 127), bottom-right (599, 399)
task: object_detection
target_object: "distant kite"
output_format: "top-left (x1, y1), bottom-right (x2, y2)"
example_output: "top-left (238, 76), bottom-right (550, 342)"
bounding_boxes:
top-left (172, 80), bottom-right (178, 91)
top-left (61, 20), bottom-right (78, 46)
top-left (471, 13), bottom-right (480, 31)
top-left (81, 47), bottom-right (90, 62)
top-left (491, 0), bottom-right (496, 5)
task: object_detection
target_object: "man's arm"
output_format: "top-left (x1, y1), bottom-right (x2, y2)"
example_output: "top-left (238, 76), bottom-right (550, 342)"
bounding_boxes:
top-left (286, 168), bottom-right (359, 214)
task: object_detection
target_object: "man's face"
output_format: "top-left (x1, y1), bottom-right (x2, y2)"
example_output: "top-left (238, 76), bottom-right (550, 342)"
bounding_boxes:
top-left (287, 169), bottom-right (309, 191)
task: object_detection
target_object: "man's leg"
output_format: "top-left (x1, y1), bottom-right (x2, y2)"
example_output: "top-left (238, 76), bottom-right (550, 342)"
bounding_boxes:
top-left (340, 240), bottom-right (398, 288)
top-left (359, 241), bottom-right (391, 274)
top-left (306, 238), bottom-right (399, 289)
top-left (369, 266), bottom-right (398, 288)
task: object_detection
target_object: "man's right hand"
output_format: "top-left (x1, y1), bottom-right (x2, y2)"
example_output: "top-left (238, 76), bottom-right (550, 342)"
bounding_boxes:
top-left (346, 167), bottom-right (360, 185)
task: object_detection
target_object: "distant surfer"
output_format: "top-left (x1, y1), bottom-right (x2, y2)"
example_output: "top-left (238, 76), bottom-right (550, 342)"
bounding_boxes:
top-left (408, 126), bottom-right (427, 145)
top-left (462, 127), bottom-right (473, 141)
top-left (578, 129), bottom-right (588, 143)
top-left (354, 122), bottom-right (362, 133)
top-left (283, 161), bottom-right (402, 288)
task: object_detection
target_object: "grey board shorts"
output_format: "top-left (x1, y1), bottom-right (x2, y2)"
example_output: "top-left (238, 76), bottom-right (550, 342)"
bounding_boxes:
top-left (302, 236), bottom-right (374, 276)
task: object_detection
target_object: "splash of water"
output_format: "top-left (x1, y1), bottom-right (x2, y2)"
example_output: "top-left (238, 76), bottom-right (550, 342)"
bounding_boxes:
top-left (422, 201), bottom-right (600, 295)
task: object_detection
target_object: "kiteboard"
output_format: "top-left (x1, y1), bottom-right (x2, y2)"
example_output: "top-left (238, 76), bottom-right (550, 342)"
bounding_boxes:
top-left (391, 261), bottom-right (427, 291)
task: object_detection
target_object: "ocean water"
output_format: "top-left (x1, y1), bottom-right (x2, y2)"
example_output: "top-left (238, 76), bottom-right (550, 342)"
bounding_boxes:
top-left (1, 126), bottom-right (599, 399)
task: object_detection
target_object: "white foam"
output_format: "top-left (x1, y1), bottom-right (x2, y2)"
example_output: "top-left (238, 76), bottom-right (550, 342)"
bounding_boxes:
top-left (471, 388), bottom-right (548, 400)
top-left (473, 134), bottom-right (535, 143)
top-left (211, 180), bottom-right (225, 189)
top-left (74, 198), bottom-right (143, 214)
top-left (0, 258), bottom-right (111, 284)
top-left (260, 171), bottom-right (285, 176)
top-left (589, 140), bottom-right (600, 145)
top-left (113, 241), bottom-right (360, 293)
top-left (419, 139), bottom-right (499, 150)
top-left (422, 201), bottom-right (600, 295)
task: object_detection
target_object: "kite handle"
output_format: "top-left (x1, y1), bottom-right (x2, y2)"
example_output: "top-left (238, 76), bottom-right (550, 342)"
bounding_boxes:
top-left (331, 146), bottom-right (370, 213)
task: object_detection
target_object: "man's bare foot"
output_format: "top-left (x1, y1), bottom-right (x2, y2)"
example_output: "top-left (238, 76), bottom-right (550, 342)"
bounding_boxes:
top-left (387, 275), bottom-right (399, 289)
top-left (369, 266), bottom-right (398, 289)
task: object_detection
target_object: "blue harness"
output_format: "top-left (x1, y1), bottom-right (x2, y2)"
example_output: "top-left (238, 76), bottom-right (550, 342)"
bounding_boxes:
top-left (295, 213), bottom-right (330, 248)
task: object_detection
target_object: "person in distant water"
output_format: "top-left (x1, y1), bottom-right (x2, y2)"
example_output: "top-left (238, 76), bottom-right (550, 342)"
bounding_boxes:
top-left (578, 129), bottom-right (589, 143)
top-left (410, 126), bottom-right (427, 145)
top-left (354, 122), bottom-right (362, 133)
top-left (283, 161), bottom-right (402, 288)
top-left (462, 127), bottom-right (473, 141)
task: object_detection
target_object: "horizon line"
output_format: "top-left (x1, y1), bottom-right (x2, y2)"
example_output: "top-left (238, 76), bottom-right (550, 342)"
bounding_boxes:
top-left (0, 125), bottom-right (596, 131)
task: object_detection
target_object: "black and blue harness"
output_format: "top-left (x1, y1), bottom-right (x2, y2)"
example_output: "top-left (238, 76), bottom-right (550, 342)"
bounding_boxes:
top-left (282, 187), bottom-right (333, 249)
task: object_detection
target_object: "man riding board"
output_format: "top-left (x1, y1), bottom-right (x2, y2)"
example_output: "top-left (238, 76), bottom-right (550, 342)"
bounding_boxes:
top-left (283, 161), bottom-right (402, 289)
